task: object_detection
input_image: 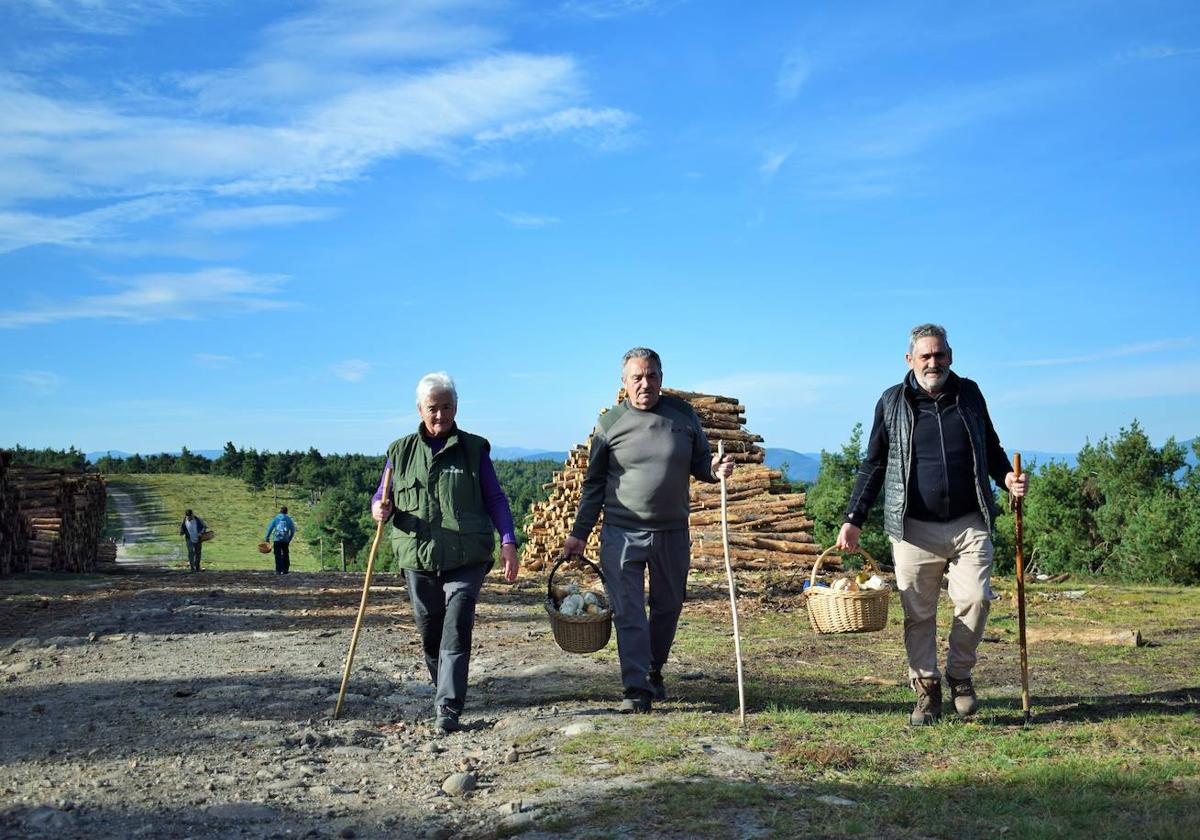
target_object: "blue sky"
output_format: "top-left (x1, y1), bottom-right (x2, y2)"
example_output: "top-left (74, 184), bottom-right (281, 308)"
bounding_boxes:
top-left (2, 0), bottom-right (1198, 457)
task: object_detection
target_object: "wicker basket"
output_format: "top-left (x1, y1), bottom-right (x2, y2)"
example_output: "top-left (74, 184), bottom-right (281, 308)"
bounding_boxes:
top-left (805, 546), bottom-right (891, 634)
top-left (544, 554), bottom-right (613, 654)
top-left (257, 541), bottom-right (272, 554)
top-left (199, 530), bottom-right (216, 543)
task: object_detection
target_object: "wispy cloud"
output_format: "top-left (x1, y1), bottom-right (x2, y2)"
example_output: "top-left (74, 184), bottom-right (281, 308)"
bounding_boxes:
top-left (193, 353), bottom-right (235, 369)
top-left (0, 268), bottom-right (291, 328)
top-left (1009, 338), bottom-right (1195, 367)
top-left (559, 0), bottom-right (682, 20)
top-left (759, 147), bottom-right (794, 179)
top-left (0, 2), bottom-right (635, 250)
top-left (187, 204), bottom-right (340, 231)
top-left (9, 370), bottom-right (63, 394)
top-left (475, 106), bottom-right (635, 147)
top-left (0, 195), bottom-right (193, 254)
top-left (331, 359), bottom-right (371, 382)
top-left (775, 49), bottom-right (811, 102)
top-left (497, 211), bottom-right (561, 228)
top-left (1116, 44), bottom-right (1200, 62)
top-left (8, 0), bottom-right (207, 35)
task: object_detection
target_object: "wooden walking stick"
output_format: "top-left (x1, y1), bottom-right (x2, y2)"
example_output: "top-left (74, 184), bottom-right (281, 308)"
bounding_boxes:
top-left (1013, 453), bottom-right (1032, 724)
top-left (717, 441), bottom-right (747, 725)
top-left (334, 465), bottom-right (392, 719)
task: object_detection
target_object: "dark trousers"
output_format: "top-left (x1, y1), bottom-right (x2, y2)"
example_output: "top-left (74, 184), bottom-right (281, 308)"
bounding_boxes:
top-left (273, 540), bottom-right (290, 574)
top-left (405, 562), bottom-right (490, 715)
top-left (185, 539), bottom-right (202, 572)
top-left (598, 524), bottom-right (690, 696)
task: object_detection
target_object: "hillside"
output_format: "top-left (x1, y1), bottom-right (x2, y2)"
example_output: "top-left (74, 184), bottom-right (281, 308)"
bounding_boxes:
top-left (106, 475), bottom-right (328, 572)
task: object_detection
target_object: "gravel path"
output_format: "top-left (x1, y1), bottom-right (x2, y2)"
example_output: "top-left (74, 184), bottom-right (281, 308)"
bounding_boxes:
top-left (0, 569), bottom-right (768, 839)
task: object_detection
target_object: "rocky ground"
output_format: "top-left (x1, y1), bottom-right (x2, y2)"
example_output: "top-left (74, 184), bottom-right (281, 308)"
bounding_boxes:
top-left (0, 567), bottom-right (771, 840)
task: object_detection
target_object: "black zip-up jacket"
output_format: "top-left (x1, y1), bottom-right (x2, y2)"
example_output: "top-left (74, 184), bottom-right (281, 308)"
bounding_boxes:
top-left (845, 371), bottom-right (1013, 539)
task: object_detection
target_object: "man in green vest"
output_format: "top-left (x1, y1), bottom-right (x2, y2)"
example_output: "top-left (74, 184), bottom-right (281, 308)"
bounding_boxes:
top-left (372, 372), bottom-right (519, 733)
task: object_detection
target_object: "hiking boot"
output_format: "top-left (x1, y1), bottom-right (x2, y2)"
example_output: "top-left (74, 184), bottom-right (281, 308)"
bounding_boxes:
top-left (948, 676), bottom-right (979, 717)
top-left (910, 678), bottom-right (942, 726)
top-left (648, 670), bottom-right (667, 702)
top-left (619, 690), bottom-right (652, 714)
top-left (434, 706), bottom-right (461, 733)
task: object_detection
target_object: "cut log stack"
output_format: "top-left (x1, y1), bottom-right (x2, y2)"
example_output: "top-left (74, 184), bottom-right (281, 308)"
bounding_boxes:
top-left (0, 463), bottom-right (107, 574)
top-left (0, 451), bottom-right (31, 576)
top-left (522, 388), bottom-right (839, 576)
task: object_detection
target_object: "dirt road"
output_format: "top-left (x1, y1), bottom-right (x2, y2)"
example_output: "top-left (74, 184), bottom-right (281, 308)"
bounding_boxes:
top-left (0, 569), bottom-right (766, 839)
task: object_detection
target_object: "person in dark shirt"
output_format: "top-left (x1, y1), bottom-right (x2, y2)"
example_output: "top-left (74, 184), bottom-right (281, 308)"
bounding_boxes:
top-left (837, 324), bottom-right (1027, 725)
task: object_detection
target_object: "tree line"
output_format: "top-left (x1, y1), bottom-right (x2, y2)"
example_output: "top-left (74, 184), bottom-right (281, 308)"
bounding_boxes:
top-left (802, 420), bottom-right (1200, 584)
top-left (14, 442), bottom-right (557, 566)
top-left (14, 420), bottom-right (1200, 582)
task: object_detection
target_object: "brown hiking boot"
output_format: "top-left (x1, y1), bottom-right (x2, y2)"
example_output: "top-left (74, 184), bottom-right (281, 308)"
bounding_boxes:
top-left (947, 676), bottom-right (978, 717)
top-left (910, 678), bottom-right (942, 726)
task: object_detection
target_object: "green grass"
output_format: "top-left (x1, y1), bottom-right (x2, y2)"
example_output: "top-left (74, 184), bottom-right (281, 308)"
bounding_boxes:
top-left (105, 474), bottom-right (333, 571)
top-left (542, 574), bottom-right (1200, 839)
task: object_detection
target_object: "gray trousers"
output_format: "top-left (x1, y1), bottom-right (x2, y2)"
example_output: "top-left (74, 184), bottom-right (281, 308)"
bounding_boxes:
top-left (184, 539), bottom-right (202, 572)
top-left (405, 562), bottom-right (490, 715)
top-left (891, 513), bottom-right (994, 683)
top-left (598, 524), bottom-right (690, 695)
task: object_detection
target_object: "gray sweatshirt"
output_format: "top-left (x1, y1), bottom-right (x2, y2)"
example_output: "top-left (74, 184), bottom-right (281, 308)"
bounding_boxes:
top-left (570, 394), bottom-right (716, 538)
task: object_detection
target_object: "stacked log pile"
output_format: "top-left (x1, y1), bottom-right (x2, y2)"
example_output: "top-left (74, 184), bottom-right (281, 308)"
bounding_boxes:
top-left (523, 388), bottom-right (838, 575)
top-left (2, 464), bottom-right (107, 574)
top-left (0, 451), bottom-right (31, 576)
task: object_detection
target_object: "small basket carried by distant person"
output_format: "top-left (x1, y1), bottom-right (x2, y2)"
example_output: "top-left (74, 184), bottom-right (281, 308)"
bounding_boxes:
top-left (544, 554), bottom-right (612, 654)
top-left (200, 530), bottom-right (216, 543)
top-left (257, 541), bottom-right (272, 554)
top-left (805, 545), bottom-right (891, 634)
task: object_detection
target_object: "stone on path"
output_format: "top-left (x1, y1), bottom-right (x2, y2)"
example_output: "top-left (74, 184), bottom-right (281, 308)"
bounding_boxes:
top-left (441, 772), bottom-right (477, 797)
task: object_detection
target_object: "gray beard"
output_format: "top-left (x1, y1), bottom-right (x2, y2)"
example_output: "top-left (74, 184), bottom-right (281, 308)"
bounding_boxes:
top-left (917, 369), bottom-right (949, 393)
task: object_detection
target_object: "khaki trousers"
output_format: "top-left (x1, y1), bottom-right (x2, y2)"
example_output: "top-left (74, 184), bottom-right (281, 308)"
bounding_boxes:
top-left (890, 513), bottom-right (994, 683)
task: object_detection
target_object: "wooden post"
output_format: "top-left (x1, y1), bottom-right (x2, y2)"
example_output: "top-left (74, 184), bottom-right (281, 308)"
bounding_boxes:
top-left (340, 541), bottom-right (346, 573)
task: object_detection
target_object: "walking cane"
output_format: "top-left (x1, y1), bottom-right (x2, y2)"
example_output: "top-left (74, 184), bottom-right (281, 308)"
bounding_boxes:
top-left (1013, 453), bottom-right (1031, 724)
top-left (717, 441), bottom-right (747, 725)
top-left (333, 465), bottom-right (392, 719)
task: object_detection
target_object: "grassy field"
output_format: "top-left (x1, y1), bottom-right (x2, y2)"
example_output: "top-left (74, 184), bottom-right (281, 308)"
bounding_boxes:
top-left (104, 474), bottom-right (337, 572)
top-left (536, 576), bottom-right (1200, 839)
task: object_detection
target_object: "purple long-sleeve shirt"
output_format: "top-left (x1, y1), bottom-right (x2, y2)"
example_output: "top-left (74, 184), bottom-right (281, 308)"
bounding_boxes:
top-left (371, 437), bottom-right (517, 546)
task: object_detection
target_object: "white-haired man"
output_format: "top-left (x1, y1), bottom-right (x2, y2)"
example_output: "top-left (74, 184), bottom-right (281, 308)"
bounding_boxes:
top-left (372, 372), bottom-right (519, 733)
top-left (837, 324), bottom-right (1027, 725)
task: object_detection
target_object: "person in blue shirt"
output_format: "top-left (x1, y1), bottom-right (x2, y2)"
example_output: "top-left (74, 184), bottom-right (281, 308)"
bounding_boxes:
top-left (264, 506), bottom-right (296, 575)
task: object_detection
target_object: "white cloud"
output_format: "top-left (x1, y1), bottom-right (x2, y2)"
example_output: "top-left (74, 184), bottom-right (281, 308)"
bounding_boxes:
top-left (193, 353), bottom-right (235, 369)
top-left (1009, 338), bottom-right (1195, 367)
top-left (559, 0), bottom-right (681, 19)
top-left (776, 49), bottom-right (811, 101)
top-left (497, 211), bottom-right (560, 228)
top-left (8, 0), bottom-right (208, 35)
top-left (10, 370), bottom-right (63, 393)
top-left (0, 194), bottom-right (192, 254)
top-left (331, 359), bottom-right (372, 382)
top-left (0, 3), bottom-right (636, 249)
top-left (0, 267), bottom-right (291, 328)
top-left (187, 204), bottom-right (340, 231)
top-left (759, 147), bottom-right (794, 179)
top-left (475, 106), bottom-right (635, 146)
top-left (1116, 44), bottom-right (1200, 62)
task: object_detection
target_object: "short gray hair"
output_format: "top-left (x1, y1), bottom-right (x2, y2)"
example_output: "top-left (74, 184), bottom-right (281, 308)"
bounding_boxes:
top-left (621, 347), bottom-right (662, 373)
top-left (415, 371), bottom-right (457, 406)
top-left (908, 323), bottom-right (950, 356)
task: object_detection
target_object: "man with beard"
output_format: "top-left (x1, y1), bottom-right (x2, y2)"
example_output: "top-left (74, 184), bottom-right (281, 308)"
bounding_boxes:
top-left (836, 323), bottom-right (1027, 725)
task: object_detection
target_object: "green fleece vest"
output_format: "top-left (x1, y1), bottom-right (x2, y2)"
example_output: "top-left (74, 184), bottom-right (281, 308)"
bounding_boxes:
top-left (386, 427), bottom-right (495, 572)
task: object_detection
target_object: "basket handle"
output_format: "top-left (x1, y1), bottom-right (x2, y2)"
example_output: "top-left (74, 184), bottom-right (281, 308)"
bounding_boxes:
top-left (810, 545), bottom-right (877, 589)
top-left (546, 553), bottom-right (607, 601)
